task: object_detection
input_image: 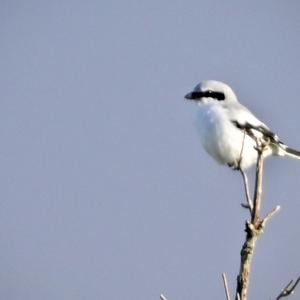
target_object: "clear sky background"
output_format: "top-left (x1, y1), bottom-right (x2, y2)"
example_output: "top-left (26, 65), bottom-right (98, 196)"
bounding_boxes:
top-left (1, 1), bottom-right (300, 299)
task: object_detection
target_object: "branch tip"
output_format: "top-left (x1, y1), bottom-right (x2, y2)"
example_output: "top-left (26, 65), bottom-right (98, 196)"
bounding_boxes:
top-left (160, 294), bottom-right (168, 300)
top-left (276, 276), bottom-right (300, 299)
top-left (261, 206), bottom-right (281, 228)
top-left (222, 273), bottom-right (232, 300)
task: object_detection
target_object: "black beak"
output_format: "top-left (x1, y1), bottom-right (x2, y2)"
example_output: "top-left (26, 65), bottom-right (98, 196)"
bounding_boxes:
top-left (184, 92), bottom-right (194, 100)
top-left (184, 91), bottom-right (201, 100)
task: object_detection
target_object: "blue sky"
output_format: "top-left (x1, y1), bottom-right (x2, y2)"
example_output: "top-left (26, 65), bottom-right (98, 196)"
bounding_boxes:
top-left (1, 1), bottom-right (300, 299)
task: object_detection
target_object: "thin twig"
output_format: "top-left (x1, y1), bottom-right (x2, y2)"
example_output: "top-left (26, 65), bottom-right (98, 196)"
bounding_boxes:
top-left (251, 143), bottom-right (265, 226)
top-left (222, 273), bottom-right (232, 300)
top-left (261, 205), bottom-right (281, 228)
top-left (240, 169), bottom-right (253, 212)
top-left (160, 294), bottom-right (168, 300)
top-left (238, 129), bottom-right (253, 212)
top-left (238, 129), bottom-right (246, 169)
top-left (276, 276), bottom-right (300, 299)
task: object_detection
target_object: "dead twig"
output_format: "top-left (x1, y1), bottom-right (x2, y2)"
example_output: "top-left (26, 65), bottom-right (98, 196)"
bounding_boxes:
top-left (236, 138), bottom-right (280, 300)
top-left (251, 141), bottom-right (265, 226)
top-left (261, 205), bottom-right (281, 228)
top-left (235, 141), bottom-right (265, 300)
top-left (160, 294), bottom-right (168, 300)
top-left (222, 273), bottom-right (232, 300)
top-left (238, 129), bottom-right (253, 213)
top-left (240, 169), bottom-right (253, 212)
top-left (276, 276), bottom-right (300, 300)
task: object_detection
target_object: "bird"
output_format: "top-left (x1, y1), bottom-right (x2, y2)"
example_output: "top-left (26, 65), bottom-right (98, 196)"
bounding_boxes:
top-left (184, 80), bottom-right (300, 171)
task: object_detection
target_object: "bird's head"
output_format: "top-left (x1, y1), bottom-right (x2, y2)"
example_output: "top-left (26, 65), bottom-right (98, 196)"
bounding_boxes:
top-left (184, 80), bottom-right (238, 105)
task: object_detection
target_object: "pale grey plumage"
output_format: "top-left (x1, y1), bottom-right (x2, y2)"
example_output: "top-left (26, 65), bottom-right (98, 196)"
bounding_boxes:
top-left (185, 80), bottom-right (300, 170)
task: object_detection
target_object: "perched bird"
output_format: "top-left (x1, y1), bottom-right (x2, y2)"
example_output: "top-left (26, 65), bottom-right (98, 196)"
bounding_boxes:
top-left (185, 80), bottom-right (300, 171)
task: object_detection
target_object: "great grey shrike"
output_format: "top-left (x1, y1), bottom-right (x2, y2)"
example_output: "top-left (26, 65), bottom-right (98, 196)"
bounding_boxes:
top-left (185, 80), bottom-right (300, 171)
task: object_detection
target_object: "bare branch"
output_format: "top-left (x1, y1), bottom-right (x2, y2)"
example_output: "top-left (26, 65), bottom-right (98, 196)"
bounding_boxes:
top-left (240, 169), bottom-right (253, 213)
top-left (261, 205), bottom-right (281, 228)
top-left (276, 276), bottom-right (300, 300)
top-left (251, 143), bottom-right (265, 226)
top-left (237, 129), bottom-right (246, 169)
top-left (160, 294), bottom-right (168, 300)
top-left (236, 139), bottom-right (268, 300)
top-left (235, 221), bottom-right (260, 300)
top-left (238, 129), bottom-right (253, 213)
top-left (222, 273), bottom-right (232, 300)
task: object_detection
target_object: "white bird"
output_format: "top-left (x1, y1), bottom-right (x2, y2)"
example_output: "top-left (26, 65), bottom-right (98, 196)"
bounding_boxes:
top-left (185, 80), bottom-right (300, 171)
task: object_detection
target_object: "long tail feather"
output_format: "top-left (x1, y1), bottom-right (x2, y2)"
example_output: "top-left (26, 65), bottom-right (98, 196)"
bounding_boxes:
top-left (284, 146), bottom-right (300, 160)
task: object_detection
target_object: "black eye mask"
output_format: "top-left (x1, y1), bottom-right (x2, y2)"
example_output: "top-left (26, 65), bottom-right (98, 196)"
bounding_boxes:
top-left (187, 90), bottom-right (225, 101)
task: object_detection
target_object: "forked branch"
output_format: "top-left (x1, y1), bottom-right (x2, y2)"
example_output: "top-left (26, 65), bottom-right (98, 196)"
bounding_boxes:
top-left (161, 136), bottom-right (297, 300)
top-left (276, 276), bottom-right (300, 300)
top-left (235, 138), bottom-right (280, 300)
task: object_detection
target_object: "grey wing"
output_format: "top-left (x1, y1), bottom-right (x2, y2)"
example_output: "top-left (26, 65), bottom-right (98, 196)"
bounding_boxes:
top-left (227, 102), bottom-right (282, 144)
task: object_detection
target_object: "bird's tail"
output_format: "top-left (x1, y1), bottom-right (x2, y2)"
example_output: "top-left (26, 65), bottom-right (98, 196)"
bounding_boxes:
top-left (283, 145), bottom-right (300, 160)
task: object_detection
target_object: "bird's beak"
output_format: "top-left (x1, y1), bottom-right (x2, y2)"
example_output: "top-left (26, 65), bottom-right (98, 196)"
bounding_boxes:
top-left (184, 92), bottom-right (194, 100)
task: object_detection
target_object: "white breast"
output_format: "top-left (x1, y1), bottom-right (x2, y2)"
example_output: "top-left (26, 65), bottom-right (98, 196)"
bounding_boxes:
top-left (195, 104), bottom-right (260, 169)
